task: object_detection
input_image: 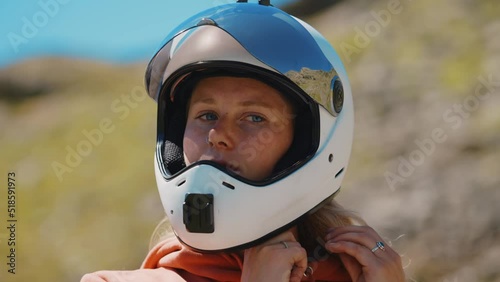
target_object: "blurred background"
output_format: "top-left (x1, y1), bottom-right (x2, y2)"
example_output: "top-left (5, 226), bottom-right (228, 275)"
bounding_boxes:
top-left (1, 0), bottom-right (499, 281)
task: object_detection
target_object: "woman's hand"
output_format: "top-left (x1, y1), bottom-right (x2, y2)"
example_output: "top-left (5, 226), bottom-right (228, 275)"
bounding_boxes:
top-left (324, 225), bottom-right (405, 282)
top-left (241, 230), bottom-right (308, 282)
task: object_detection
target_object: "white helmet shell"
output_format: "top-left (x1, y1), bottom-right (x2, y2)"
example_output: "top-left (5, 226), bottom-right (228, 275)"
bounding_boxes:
top-left (145, 2), bottom-right (353, 252)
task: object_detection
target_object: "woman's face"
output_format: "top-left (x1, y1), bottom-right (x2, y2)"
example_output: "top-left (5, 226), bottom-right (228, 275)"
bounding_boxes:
top-left (183, 76), bottom-right (295, 181)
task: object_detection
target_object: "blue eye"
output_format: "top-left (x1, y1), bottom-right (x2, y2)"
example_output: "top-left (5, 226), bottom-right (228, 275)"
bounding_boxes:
top-left (248, 115), bottom-right (264, 122)
top-left (200, 112), bottom-right (218, 121)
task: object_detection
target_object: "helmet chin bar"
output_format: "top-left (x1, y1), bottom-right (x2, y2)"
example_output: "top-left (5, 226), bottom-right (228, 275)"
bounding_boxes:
top-left (181, 180), bottom-right (340, 236)
top-left (178, 187), bottom-right (341, 253)
top-left (178, 209), bottom-right (307, 253)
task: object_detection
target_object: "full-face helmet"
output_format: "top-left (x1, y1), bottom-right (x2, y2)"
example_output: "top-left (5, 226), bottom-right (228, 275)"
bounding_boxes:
top-left (145, 0), bottom-right (354, 252)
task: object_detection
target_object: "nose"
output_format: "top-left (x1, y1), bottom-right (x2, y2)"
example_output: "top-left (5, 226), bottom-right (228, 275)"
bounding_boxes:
top-left (207, 118), bottom-right (235, 150)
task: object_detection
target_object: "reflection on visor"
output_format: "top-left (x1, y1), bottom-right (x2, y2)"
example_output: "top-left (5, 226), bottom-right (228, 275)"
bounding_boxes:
top-left (162, 4), bottom-right (333, 74)
top-left (149, 3), bottom-right (341, 115)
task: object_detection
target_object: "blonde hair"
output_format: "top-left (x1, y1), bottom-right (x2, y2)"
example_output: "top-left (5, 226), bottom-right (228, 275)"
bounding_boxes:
top-left (149, 216), bottom-right (175, 249)
top-left (297, 198), bottom-right (365, 258)
top-left (149, 198), bottom-right (364, 253)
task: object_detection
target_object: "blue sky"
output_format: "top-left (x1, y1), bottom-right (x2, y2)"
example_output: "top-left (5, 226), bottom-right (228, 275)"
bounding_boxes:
top-left (0, 0), bottom-right (296, 68)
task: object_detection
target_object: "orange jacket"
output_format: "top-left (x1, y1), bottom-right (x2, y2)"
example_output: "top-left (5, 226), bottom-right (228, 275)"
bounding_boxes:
top-left (81, 236), bottom-right (351, 282)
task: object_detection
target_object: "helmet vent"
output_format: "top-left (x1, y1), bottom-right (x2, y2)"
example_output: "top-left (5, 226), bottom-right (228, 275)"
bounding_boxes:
top-left (177, 179), bottom-right (186, 187)
top-left (332, 78), bottom-right (344, 114)
top-left (236, 0), bottom-right (271, 6)
top-left (335, 167), bottom-right (345, 178)
top-left (222, 181), bottom-right (235, 190)
top-left (197, 18), bottom-right (217, 26)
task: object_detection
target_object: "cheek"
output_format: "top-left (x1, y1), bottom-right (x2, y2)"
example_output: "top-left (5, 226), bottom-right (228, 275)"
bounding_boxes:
top-left (272, 123), bottom-right (294, 155)
top-left (183, 126), bottom-right (204, 165)
top-left (182, 138), bottom-right (196, 165)
top-left (250, 126), bottom-right (294, 168)
top-left (268, 125), bottom-right (294, 166)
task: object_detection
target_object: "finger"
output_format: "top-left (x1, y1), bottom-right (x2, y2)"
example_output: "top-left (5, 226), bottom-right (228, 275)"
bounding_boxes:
top-left (259, 229), bottom-right (301, 253)
top-left (326, 227), bottom-right (406, 280)
top-left (326, 225), bottom-right (379, 242)
top-left (288, 247), bottom-right (308, 282)
top-left (246, 235), bottom-right (308, 277)
top-left (325, 240), bottom-right (381, 268)
top-left (327, 231), bottom-right (379, 248)
top-left (325, 226), bottom-right (395, 259)
top-left (255, 240), bottom-right (307, 282)
top-left (338, 247), bottom-right (405, 281)
top-left (329, 234), bottom-right (401, 263)
top-left (267, 229), bottom-right (299, 245)
top-left (278, 236), bottom-right (307, 282)
top-left (276, 240), bottom-right (302, 250)
top-left (338, 253), bottom-right (363, 282)
top-left (326, 233), bottom-right (390, 258)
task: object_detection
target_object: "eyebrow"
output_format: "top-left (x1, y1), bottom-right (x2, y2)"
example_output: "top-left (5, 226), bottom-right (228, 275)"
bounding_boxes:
top-left (239, 100), bottom-right (274, 109)
top-left (191, 98), bottom-right (275, 109)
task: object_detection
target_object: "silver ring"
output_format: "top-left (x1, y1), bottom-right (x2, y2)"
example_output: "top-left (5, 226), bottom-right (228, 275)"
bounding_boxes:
top-left (206, 137), bottom-right (210, 144)
top-left (280, 241), bottom-right (288, 249)
top-left (303, 266), bottom-right (314, 277)
top-left (371, 241), bottom-right (386, 253)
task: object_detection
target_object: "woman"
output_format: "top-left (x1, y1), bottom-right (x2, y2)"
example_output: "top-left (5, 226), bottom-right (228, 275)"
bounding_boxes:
top-left (82, 1), bottom-right (405, 281)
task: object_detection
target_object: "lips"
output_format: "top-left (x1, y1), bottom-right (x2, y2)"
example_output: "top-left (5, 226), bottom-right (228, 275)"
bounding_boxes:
top-left (204, 158), bottom-right (241, 174)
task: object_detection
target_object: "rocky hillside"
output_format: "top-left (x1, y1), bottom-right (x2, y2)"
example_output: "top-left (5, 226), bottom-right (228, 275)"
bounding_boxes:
top-left (1, 0), bottom-right (499, 281)
top-left (304, 0), bottom-right (500, 281)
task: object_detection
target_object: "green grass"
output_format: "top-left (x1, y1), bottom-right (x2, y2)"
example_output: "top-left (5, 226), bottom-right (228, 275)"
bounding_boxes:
top-left (0, 59), bottom-right (163, 281)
